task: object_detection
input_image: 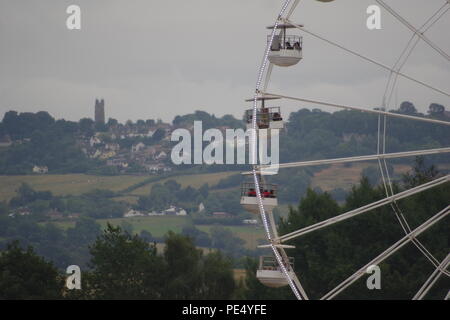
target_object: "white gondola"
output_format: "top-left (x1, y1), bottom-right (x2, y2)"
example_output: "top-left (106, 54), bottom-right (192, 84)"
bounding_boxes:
top-left (267, 24), bottom-right (303, 67)
top-left (257, 256), bottom-right (296, 288)
top-left (240, 182), bottom-right (277, 214)
top-left (244, 96), bottom-right (284, 130)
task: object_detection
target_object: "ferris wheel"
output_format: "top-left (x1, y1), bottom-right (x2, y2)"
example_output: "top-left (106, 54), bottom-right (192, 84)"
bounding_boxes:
top-left (240, 0), bottom-right (450, 300)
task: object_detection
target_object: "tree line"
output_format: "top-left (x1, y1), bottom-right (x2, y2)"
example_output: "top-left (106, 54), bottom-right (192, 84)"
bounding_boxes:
top-left (0, 226), bottom-right (236, 299)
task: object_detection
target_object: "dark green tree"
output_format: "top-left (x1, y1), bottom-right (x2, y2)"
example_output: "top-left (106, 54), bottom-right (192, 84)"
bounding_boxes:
top-left (87, 224), bottom-right (164, 299)
top-left (201, 251), bottom-right (235, 299)
top-left (162, 231), bottom-right (203, 299)
top-left (0, 241), bottom-right (63, 299)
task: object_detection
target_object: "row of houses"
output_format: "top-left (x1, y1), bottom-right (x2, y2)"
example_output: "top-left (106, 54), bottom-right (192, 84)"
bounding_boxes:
top-left (7, 207), bottom-right (80, 220)
top-left (77, 129), bottom-right (173, 173)
top-left (124, 206), bottom-right (187, 218)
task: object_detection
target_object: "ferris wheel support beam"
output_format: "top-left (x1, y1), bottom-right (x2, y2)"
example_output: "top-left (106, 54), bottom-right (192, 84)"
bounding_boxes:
top-left (262, 91), bottom-right (450, 125)
top-left (375, 0), bottom-right (450, 62)
top-left (322, 205), bottom-right (450, 300)
top-left (244, 147), bottom-right (450, 174)
top-left (277, 175), bottom-right (450, 243)
top-left (413, 253), bottom-right (450, 300)
top-left (277, 246), bottom-right (310, 299)
top-left (282, 19), bottom-right (450, 98)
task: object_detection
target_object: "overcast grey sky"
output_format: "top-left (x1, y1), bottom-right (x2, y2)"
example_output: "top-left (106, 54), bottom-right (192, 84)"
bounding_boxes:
top-left (0, 0), bottom-right (449, 123)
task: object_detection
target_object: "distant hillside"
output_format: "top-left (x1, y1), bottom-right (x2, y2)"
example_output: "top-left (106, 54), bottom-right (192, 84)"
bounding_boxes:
top-left (0, 101), bottom-right (449, 175)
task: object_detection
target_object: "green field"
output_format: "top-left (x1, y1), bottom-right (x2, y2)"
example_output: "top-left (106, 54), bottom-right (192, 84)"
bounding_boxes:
top-left (0, 171), bottom-right (240, 203)
top-left (0, 174), bottom-right (148, 202)
top-left (197, 224), bottom-right (265, 249)
top-left (130, 171), bottom-right (239, 196)
top-left (50, 215), bottom-right (189, 234)
top-left (1, 163), bottom-right (427, 203)
top-left (310, 163), bottom-right (412, 192)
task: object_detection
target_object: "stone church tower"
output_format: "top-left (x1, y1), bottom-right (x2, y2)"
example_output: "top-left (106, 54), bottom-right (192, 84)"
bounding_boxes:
top-left (94, 99), bottom-right (105, 124)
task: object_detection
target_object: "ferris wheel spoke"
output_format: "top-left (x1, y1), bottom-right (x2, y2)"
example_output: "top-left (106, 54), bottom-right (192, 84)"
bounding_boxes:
top-left (321, 205), bottom-right (450, 300)
top-left (389, 201), bottom-right (450, 276)
top-left (261, 91), bottom-right (450, 125)
top-left (375, 119), bottom-right (449, 276)
top-left (389, 205), bottom-right (450, 277)
top-left (242, 147), bottom-right (450, 174)
top-left (276, 175), bottom-right (450, 243)
top-left (375, 0), bottom-right (450, 62)
top-left (285, 0), bottom-right (301, 20)
top-left (413, 253), bottom-right (450, 300)
top-left (282, 19), bottom-right (450, 98)
top-left (263, 63), bottom-right (274, 92)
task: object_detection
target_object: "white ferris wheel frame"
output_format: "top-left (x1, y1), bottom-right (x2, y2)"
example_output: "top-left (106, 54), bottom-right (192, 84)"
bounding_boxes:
top-left (249, 0), bottom-right (450, 300)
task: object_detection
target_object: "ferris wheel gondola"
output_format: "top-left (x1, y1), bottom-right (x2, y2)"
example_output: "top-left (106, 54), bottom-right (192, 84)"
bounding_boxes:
top-left (240, 175), bottom-right (278, 214)
top-left (266, 24), bottom-right (304, 67)
top-left (244, 96), bottom-right (283, 130)
top-left (256, 255), bottom-right (296, 288)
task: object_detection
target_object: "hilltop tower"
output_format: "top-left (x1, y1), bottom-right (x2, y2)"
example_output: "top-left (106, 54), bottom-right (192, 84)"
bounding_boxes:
top-left (94, 98), bottom-right (105, 124)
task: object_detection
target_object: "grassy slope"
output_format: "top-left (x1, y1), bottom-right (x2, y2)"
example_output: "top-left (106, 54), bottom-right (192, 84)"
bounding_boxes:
top-left (0, 171), bottom-right (239, 202)
top-left (130, 171), bottom-right (239, 196)
top-left (310, 163), bottom-right (412, 192)
top-left (0, 174), bottom-right (148, 202)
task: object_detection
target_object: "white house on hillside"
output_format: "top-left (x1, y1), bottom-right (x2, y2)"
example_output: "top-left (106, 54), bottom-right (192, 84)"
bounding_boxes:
top-left (124, 209), bottom-right (145, 218)
top-left (163, 205), bottom-right (187, 216)
top-left (32, 165), bottom-right (48, 174)
top-left (132, 142), bottom-right (145, 153)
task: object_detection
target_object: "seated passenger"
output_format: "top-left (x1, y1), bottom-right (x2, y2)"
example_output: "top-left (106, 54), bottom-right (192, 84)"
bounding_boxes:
top-left (271, 37), bottom-right (281, 51)
top-left (259, 108), bottom-right (270, 128)
top-left (247, 188), bottom-right (257, 197)
top-left (263, 190), bottom-right (271, 198)
top-left (272, 112), bottom-right (282, 121)
top-left (294, 41), bottom-right (301, 50)
top-left (285, 41), bottom-right (292, 49)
